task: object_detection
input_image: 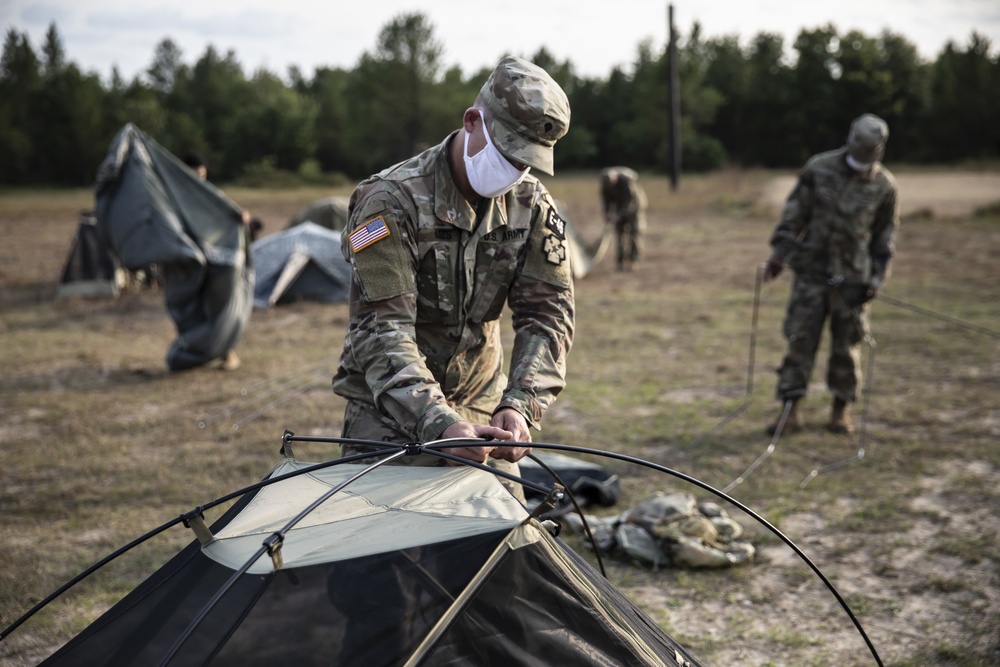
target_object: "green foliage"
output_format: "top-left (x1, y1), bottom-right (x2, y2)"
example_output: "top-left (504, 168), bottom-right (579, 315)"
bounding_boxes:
top-left (0, 16), bottom-right (998, 186)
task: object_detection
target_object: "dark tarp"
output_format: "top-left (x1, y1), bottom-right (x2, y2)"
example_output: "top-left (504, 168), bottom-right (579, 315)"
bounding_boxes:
top-left (251, 222), bottom-right (350, 308)
top-left (94, 124), bottom-right (254, 371)
top-left (57, 211), bottom-right (126, 299)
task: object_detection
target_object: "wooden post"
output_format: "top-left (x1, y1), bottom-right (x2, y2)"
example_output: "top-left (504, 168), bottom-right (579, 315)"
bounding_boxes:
top-left (667, 3), bottom-right (681, 191)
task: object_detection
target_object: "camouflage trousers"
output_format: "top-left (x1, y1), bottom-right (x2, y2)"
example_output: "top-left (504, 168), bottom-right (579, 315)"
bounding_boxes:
top-left (614, 214), bottom-right (644, 268)
top-left (339, 399), bottom-right (526, 503)
top-left (775, 277), bottom-right (870, 403)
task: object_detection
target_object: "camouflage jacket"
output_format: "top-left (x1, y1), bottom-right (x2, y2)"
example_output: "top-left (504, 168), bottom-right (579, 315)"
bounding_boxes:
top-left (601, 167), bottom-right (647, 219)
top-left (333, 132), bottom-right (575, 442)
top-left (770, 148), bottom-right (899, 286)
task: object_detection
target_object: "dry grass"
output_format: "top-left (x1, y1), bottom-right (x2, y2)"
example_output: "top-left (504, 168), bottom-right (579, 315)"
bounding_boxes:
top-left (1, 169), bottom-right (999, 666)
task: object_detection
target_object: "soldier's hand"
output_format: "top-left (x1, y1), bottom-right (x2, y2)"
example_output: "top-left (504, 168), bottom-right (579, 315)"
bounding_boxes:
top-left (489, 408), bottom-right (532, 462)
top-left (763, 255), bottom-right (784, 282)
top-left (440, 421), bottom-right (506, 464)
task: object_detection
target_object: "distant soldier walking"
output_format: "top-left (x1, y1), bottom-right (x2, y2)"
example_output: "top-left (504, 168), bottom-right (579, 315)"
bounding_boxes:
top-left (600, 167), bottom-right (647, 271)
top-left (763, 114), bottom-right (900, 434)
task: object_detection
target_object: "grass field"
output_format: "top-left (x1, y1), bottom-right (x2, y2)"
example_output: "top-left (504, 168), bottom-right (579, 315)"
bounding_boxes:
top-left (1, 169), bottom-right (999, 666)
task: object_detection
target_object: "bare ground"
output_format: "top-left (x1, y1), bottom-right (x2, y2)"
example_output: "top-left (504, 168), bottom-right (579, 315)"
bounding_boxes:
top-left (1, 170), bottom-right (999, 666)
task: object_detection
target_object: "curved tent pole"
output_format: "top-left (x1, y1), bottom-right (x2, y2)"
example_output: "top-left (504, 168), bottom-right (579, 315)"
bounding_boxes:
top-left (415, 438), bottom-right (884, 667)
top-left (0, 437), bottom-right (400, 642)
top-left (4, 434), bottom-right (883, 666)
top-left (157, 449), bottom-right (409, 667)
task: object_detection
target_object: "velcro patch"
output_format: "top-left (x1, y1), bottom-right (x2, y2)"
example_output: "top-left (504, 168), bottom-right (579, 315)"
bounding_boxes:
top-left (543, 234), bottom-right (567, 265)
top-left (545, 208), bottom-right (566, 240)
top-left (350, 216), bottom-right (391, 252)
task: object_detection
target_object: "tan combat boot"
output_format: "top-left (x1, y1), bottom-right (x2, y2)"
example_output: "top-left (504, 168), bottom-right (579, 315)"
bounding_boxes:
top-left (766, 398), bottom-right (803, 435)
top-left (828, 398), bottom-right (855, 434)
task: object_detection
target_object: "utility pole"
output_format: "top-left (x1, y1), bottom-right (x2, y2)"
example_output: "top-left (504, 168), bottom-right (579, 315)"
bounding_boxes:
top-left (667, 3), bottom-right (681, 191)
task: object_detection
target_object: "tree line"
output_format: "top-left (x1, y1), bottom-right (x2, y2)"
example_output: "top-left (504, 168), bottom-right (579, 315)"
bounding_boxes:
top-left (1, 13), bottom-right (998, 187)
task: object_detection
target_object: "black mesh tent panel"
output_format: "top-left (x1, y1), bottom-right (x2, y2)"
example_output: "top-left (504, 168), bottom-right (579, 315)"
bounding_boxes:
top-left (415, 524), bottom-right (701, 666)
top-left (39, 531), bottom-right (511, 667)
top-left (29, 461), bottom-right (702, 667)
top-left (211, 531), bottom-right (508, 667)
top-left (37, 546), bottom-right (271, 666)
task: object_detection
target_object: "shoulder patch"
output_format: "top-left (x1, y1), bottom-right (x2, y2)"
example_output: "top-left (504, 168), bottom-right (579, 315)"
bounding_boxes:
top-left (545, 208), bottom-right (566, 240)
top-left (543, 234), bottom-right (567, 266)
top-left (350, 216), bottom-right (391, 252)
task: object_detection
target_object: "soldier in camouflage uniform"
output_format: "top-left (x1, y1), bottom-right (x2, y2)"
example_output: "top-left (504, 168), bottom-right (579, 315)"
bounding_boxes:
top-left (332, 57), bottom-right (574, 499)
top-left (763, 114), bottom-right (900, 435)
top-left (600, 166), bottom-right (647, 271)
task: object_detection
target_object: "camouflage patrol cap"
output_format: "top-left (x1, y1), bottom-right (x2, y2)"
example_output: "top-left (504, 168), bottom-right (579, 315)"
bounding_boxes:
top-left (480, 56), bottom-right (571, 176)
top-left (847, 113), bottom-right (889, 164)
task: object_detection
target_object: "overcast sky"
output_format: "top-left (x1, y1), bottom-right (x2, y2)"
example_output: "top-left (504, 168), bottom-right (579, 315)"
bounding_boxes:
top-left (3, 0), bottom-right (998, 83)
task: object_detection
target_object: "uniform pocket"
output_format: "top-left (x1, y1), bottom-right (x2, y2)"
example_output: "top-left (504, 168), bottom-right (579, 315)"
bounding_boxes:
top-left (415, 242), bottom-right (460, 324)
top-left (467, 240), bottom-right (518, 323)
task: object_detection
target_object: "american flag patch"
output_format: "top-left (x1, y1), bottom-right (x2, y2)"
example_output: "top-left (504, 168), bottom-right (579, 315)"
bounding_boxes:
top-left (349, 216), bottom-right (391, 252)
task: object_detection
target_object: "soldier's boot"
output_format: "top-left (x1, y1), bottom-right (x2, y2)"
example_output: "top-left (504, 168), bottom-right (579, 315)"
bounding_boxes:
top-left (766, 398), bottom-right (803, 435)
top-left (828, 398), bottom-right (855, 434)
top-left (220, 349), bottom-right (241, 372)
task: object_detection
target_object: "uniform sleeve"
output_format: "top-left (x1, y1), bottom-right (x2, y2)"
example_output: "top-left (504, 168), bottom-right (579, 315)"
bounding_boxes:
top-left (868, 179), bottom-right (900, 287)
top-left (497, 199), bottom-right (575, 428)
top-left (625, 179), bottom-right (641, 216)
top-left (342, 189), bottom-right (462, 441)
top-left (770, 167), bottom-right (815, 259)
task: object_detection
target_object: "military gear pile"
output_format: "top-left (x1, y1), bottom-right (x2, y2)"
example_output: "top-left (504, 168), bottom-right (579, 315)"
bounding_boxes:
top-left (565, 491), bottom-right (754, 569)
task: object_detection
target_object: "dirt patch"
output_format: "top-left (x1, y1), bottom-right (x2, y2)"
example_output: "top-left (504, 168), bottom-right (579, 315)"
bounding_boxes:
top-left (1, 171), bottom-right (999, 666)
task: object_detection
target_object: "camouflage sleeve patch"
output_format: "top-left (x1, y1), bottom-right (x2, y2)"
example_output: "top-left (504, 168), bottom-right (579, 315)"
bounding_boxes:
top-left (521, 206), bottom-right (572, 289)
top-left (348, 210), bottom-right (415, 302)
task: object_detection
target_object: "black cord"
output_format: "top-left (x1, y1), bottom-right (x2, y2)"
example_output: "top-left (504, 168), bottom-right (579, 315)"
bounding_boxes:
top-left (879, 293), bottom-right (1000, 339)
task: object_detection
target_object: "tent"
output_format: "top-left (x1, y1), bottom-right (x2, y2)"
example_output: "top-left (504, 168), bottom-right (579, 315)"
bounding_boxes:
top-left (26, 455), bottom-right (702, 667)
top-left (94, 124), bottom-right (254, 371)
top-left (551, 200), bottom-right (612, 280)
top-left (287, 195), bottom-right (351, 232)
top-left (57, 211), bottom-right (128, 299)
top-left (251, 222), bottom-right (351, 308)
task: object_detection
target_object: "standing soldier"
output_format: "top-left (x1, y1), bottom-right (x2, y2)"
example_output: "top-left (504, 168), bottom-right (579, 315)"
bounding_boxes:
top-left (600, 166), bottom-right (647, 271)
top-left (332, 56), bottom-right (574, 500)
top-left (763, 113), bottom-right (900, 434)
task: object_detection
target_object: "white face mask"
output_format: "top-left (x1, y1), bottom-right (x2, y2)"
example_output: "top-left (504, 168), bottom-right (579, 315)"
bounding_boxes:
top-left (463, 109), bottom-right (529, 198)
top-left (845, 153), bottom-right (873, 172)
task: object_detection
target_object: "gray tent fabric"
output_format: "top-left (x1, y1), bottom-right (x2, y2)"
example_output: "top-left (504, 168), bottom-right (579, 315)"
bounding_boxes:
top-left (566, 217), bottom-right (612, 279)
top-left (551, 200), bottom-right (612, 279)
top-left (251, 222), bottom-right (351, 308)
top-left (57, 211), bottom-right (128, 299)
top-left (286, 195), bottom-right (351, 232)
top-left (94, 124), bottom-right (254, 371)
